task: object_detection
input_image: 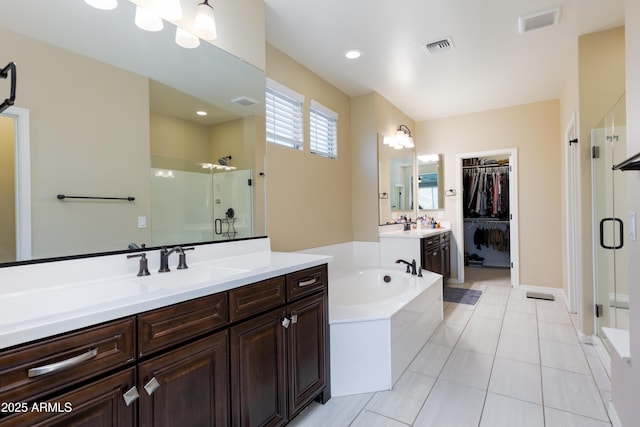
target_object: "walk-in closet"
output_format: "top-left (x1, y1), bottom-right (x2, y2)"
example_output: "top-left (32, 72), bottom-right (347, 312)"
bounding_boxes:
top-left (461, 156), bottom-right (512, 278)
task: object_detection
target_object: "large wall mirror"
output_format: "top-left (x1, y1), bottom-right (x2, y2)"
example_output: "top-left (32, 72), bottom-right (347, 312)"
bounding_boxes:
top-left (378, 134), bottom-right (443, 225)
top-left (0, 0), bottom-right (266, 264)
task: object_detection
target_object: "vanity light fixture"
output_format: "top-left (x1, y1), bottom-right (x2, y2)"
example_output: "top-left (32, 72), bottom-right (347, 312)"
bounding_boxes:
top-left (84, 0), bottom-right (118, 10)
top-left (135, 5), bottom-right (164, 32)
top-left (175, 27), bottom-right (200, 49)
top-left (195, 0), bottom-right (218, 41)
top-left (383, 125), bottom-right (415, 149)
top-left (156, 0), bottom-right (183, 21)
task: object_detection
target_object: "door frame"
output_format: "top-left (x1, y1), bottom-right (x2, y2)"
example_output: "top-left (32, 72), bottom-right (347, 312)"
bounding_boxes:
top-left (564, 113), bottom-right (582, 314)
top-left (455, 148), bottom-right (520, 288)
top-left (1, 106), bottom-right (31, 261)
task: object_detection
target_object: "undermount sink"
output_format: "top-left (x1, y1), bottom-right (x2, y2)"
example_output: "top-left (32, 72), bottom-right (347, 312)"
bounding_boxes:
top-left (0, 280), bottom-right (160, 326)
top-left (134, 265), bottom-right (250, 289)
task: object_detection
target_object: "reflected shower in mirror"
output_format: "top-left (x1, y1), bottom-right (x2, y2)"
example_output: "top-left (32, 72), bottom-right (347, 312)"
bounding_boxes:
top-left (0, 0), bottom-right (266, 265)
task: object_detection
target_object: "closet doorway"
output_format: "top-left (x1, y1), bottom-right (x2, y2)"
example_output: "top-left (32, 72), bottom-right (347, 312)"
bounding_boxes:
top-left (455, 148), bottom-right (520, 288)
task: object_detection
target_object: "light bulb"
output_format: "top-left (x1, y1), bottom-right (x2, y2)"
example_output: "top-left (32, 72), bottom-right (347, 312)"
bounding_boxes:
top-left (195, 1), bottom-right (217, 40)
top-left (135, 6), bottom-right (163, 32)
top-left (156, 0), bottom-right (183, 21)
top-left (84, 0), bottom-right (117, 10)
top-left (175, 28), bottom-right (200, 49)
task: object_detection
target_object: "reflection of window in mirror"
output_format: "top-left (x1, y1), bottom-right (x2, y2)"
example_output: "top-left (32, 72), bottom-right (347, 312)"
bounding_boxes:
top-left (417, 154), bottom-right (443, 211)
top-left (418, 172), bottom-right (438, 210)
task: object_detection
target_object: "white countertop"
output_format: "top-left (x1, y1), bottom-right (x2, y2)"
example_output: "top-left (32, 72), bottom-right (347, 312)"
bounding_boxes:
top-left (379, 227), bottom-right (450, 239)
top-left (0, 246), bottom-right (330, 350)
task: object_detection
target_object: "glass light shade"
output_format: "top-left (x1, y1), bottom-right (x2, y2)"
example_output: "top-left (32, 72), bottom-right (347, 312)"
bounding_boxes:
top-left (135, 6), bottom-right (163, 32)
top-left (383, 136), bottom-right (394, 146)
top-left (175, 28), bottom-right (200, 49)
top-left (156, 0), bottom-right (183, 21)
top-left (195, 2), bottom-right (217, 40)
top-left (84, 0), bottom-right (117, 10)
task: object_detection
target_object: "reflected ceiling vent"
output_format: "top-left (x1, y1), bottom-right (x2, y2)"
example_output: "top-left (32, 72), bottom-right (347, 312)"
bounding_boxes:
top-left (424, 37), bottom-right (454, 55)
top-left (518, 7), bottom-right (561, 34)
top-left (230, 96), bottom-right (258, 106)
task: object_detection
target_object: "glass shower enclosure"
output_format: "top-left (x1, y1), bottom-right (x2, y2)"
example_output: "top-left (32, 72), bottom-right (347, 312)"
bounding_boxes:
top-left (591, 94), bottom-right (628, 349)
top-left (150, 157), bottom-right (253, 247)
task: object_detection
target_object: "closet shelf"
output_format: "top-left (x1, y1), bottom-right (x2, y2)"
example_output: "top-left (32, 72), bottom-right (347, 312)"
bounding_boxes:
top-left (613, 152), bottom-right (640, 171)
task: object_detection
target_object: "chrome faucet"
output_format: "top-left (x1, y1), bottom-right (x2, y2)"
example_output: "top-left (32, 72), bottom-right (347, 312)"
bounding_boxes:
top-left (395, 259), bottom-right (418, 275)
top-left (159, 246), bottom-right (194, 272)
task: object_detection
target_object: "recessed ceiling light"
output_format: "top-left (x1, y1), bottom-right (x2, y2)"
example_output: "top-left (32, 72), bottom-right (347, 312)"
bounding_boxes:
top-left (345, 49), bottom-right (363, 59)
top-left (196, 111), bottom-right (207, 116)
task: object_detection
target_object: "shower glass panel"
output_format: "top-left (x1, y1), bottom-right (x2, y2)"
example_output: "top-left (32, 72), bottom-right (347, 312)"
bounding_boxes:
top-left (591, 94), bottom-right (628, 347)
top-left (150, 157), bottom-right (253, 246)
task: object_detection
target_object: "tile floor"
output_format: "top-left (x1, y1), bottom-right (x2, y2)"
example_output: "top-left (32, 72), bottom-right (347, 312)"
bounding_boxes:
top-left (289, 268), bottom-right (613, 427)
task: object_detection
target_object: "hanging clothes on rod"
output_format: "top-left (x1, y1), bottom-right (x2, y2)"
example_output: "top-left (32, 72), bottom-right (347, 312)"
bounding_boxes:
top-left (463, 165), bottom-right (510, 219)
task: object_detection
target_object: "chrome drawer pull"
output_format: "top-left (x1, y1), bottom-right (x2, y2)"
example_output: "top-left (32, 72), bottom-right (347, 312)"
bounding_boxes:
top-left (144, 377), bottom-right (161, 395)
top-left (290, 314), bottom-right (298, 324)
top-left (27, 348), bottom-right (98, 378)
top-left (282, 317), bottom-right (291, 328)
top-left (298, 278), bottom-right (317, 287)
top-left (123, 386), bottom-right (140, 406)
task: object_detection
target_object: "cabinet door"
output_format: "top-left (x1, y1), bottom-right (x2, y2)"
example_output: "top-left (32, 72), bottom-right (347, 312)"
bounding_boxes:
top-left (230, 307), bottom-right (287, 427)
top-left (425, 247), bottom-right (442, 275)
top-left (138, 331), bottom-right (229, 427)
top-left (287, 293), bottom-right (327, 417)
top-left (442, 242), bottom-right (451, 279)
top-left (0, 367), bottom-right (136, 427)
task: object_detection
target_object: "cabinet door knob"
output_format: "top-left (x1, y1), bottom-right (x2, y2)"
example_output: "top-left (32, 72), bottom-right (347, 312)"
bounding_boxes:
top-left (281, 317), bottom-right (291, 328)
top-left (123, 386), bottom-right (140, 406)
top-left (144, 377), bottom-right (161, 395)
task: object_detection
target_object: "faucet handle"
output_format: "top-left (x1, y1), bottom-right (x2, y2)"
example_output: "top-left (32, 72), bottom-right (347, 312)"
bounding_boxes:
top-left (176, 246), bottom-right (195, 270)
top-left (127, 253), bottom-right (150, 276)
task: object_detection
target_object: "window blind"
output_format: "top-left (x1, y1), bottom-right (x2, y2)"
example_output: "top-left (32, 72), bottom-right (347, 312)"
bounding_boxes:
top-left (310, 100), bottom-right (338, 159)
top-left (266, 79), bottom-right (304, 150)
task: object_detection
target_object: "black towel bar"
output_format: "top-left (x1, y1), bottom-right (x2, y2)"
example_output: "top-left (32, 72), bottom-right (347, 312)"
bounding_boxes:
top-left (57, 194), bottom-right (135, 201)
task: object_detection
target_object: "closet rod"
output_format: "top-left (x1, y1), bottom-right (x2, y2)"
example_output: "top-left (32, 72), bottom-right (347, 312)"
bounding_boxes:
top-left (462, 164), bottom-right (510, 170)
top-left (464, 218), bottom-right (509, 224)
top-left (57, 194), bottom-right (135, 202)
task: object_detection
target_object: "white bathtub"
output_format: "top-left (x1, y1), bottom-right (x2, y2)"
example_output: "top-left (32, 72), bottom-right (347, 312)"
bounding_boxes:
top-left (329, 267), bottom-right (443, 396)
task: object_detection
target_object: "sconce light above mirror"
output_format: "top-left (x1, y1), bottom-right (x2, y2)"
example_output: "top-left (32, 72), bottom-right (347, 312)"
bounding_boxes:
top-left (383, 124), bottom-right (415, 149)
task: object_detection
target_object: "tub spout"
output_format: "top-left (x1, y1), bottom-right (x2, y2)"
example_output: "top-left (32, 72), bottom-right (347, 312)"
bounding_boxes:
top-left (395, 259), bottom-right (418, 275)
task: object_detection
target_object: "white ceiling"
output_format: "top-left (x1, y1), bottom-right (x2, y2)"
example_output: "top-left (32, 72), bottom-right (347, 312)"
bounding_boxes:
top-left (265, 0), bottom-right (625, 121)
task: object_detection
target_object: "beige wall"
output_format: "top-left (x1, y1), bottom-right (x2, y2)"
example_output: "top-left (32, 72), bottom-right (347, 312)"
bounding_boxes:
top-left (265, 44), bottom-right (352, 251)
top-left (0, 116), bottom-right (15, 261)
top-left (417, 100), bottom-right (563, 287)
top-left (0, 27), bottom-right (152, 258)
top-left (351, 93), bottom-right (416, 241)
top-left (151, 112), bottom-right (211, 162)
top-left (575, 27), bottom-right (626, 334)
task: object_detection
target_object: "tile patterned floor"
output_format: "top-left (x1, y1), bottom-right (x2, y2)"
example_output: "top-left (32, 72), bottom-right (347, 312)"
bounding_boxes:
top-left (289, 268), bottom-right (613, 427)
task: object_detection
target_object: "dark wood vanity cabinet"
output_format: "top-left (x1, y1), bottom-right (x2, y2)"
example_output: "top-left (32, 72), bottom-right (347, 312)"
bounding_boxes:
top-left (421, 231), bottom-right (451, 280)
top-left (230, 265), bottom-right (328, 427)
top-left (138, 331), bottom-right (229, 427)
top-left (0, 264), bottom-right (329, 427)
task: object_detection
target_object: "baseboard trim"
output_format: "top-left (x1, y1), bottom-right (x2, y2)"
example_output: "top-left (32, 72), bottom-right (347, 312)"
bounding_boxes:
top-left (519, 284), bottom-right (566, 305)
top-left (592, 335), bottom-right (612, 378)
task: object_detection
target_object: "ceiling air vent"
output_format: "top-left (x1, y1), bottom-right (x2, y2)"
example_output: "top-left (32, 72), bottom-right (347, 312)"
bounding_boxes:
top-left (518, 7), bottom-right (561, 34)
top-left (230, 96), bottom-right (258, 106)
top-left (424, 37), bottom-right (454, 55)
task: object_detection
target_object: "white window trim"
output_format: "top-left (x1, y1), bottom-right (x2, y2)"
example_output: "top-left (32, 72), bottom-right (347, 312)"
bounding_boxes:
top-left (266, 78), bottom-right (304, 150)
top-left (309, 100), bottom-right (338, 159)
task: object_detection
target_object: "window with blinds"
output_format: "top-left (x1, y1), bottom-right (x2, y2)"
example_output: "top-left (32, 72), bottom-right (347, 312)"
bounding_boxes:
top-left (309, 100), bottom-right (338, 159)
top-left (265, 78), bottom-right (304, 150)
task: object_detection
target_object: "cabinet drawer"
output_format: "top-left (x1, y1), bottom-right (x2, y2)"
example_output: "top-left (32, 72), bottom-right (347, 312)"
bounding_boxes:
top-left (0, 317), bottom-right (135, 404)
top-left (229, 276), bottom-right (286, 322)
top-left (138, 293), bottom-right (228, 357)
top-left (286, 265), bottom-right (327, 301)
top-left (0, 367), bottom-right (137, 427)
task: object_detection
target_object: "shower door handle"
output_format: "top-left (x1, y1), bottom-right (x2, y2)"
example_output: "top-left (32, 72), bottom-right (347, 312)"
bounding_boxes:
top-left (599, 217), bottom-right (624, 249)
top-left (214, 218), bottom-right (222, 235)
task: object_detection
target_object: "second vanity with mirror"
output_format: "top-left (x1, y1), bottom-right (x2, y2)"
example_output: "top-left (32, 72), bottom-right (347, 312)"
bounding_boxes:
top-left (0, 238), bottom-right (331, 426)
